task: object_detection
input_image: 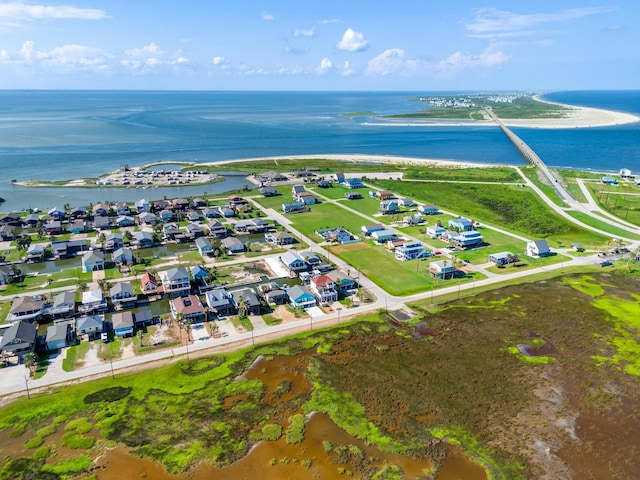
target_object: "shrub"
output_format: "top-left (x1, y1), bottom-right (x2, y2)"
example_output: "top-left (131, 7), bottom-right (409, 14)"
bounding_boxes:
top-left (62, 432), bottom-right (96, 450)
top-left (261, 424), bottom-right (283, 441)
top-left (36, 424), bottom-right (56, 438)
top-left (285, 414), bottom-right (305, 445)
top-left (65, 417), bottom-right (93, 434)
top-left (41, 454), bottom-right (92, 476)
top-left (33, 446), bottom-right (50, 460)
top-left (24, 436), bottom-right (44, 449)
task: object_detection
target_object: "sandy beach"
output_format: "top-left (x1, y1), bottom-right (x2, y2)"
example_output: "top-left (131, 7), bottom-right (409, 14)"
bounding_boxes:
top-left (364, 96), bottom-right (639, 130)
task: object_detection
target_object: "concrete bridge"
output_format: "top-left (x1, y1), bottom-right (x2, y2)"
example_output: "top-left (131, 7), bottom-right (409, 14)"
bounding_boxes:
top-left (485, 108), bottom-right (575, 203)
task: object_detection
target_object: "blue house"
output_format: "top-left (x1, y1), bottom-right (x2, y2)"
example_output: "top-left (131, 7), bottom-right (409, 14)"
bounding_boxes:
top-left (287, 285), bottom-right (316, 309)
top-left (601, 176), bottom-right (618, 185)
top-left (451, 231), bottom-right (483, 248)
top-left (190, 264), bottom-right (209, 281)
top-left (195, 237), bottom-right (213, 257)
top-left (418, 204), bottom-right (439, 215)
top-left (280, 251), bottom-right (307, 273)
top-left (82, 250), bottom-right (105, 273)
top-left (282, 201), bottom-right (306, 214)
top-left (448, 217), bottom-right (474, 231)
top-left (343, 178), bottom-right (364, 189)
top-left (112, 311), bottom-right (134, 337)
top-left (429, 260), bottom-right (457, 279)
top-left (379, 200), bottom-right (399, 215)
top-left (361, 223), bottom-right (385, 237)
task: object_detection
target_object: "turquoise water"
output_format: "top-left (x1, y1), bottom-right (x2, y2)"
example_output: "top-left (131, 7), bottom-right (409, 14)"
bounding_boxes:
top-left (0, 90), bottom-right (638, 210)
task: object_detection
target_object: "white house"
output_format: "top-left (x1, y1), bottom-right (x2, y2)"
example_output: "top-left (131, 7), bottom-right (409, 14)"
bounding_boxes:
top-left (526, 239), bottom-right (551, 257)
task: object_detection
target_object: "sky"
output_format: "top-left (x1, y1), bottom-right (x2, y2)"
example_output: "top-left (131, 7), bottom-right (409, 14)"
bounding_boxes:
top-left (0, 0), bottom-right (638, 90)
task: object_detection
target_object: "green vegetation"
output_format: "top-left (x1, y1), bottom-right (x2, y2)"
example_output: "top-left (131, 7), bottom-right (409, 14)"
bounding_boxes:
top-left (403, 166), bottom-right (523, 183)
top-left (261, 423), bottom-right (283, 441)
top-left (284, 414), bottom-right (306, 444)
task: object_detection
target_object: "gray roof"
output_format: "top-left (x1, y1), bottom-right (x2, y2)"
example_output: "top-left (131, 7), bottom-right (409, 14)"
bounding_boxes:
top-left (112, 311), bottom-right (134, 329)
top-left (231, 288), bottom-right (260, 307)
top-left (0, 321), bottom-right (37, 350)
top-left (165, 266), bottom-right (189, 281)
top-left (288, 284), bottom-right (313, 300)
top-left (46, 324), bottom-right (68, 343)
top-left (53, 290), bottom-right (76, 307)
top-left (77, 315), bottom-right (104, 332)
top-left (280, 250), bottom-right (305, 266)
top-left (110, 281), bottom-right (134, 297)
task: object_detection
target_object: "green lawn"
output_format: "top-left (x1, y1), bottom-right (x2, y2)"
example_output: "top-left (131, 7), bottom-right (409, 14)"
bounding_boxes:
top-left (585, 182), bottom-right (640, 228)
top-left (403, 166), bottom-right (523, 183)
top-left (486, 253), bottom-right (570, 274)
top-left (564, 211), bottom-right (640, 242)
top-left (251, 186), bottom-right (296, 210)
top-left (289, 203), bottom-right (368, 239)
top-left (62, 341), bottom-right (92, 371)
top-left (1, 269), bottom-right (92, 296)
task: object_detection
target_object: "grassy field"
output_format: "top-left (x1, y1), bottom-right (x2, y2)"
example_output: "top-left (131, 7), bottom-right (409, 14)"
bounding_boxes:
top-left (564, 210), bottom-right (640, 242)
top-left (0, 269), bottom-right (92, 296)
top-left (584, 182), bottom-right (640, 227)
top-left (403, 166), bottom-right (523, 183)
top-left (288, 203), bottom-right (368, 240)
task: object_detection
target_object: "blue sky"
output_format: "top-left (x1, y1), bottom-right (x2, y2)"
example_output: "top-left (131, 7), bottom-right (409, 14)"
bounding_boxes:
top-left (0, 1), bottom-right (637, 90)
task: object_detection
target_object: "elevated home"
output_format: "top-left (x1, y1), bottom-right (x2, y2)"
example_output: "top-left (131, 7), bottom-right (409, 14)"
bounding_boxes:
top-left (135, 199), bottom-right (150, 213)
top-left (115, 202), bottom-right (131, 216)
top-left (110, 281), bottom-right (136, 306)
top-left (316, 180), bottom-right (331, 188)
top-left (0, 212), bottom-right (21, 226)
top-left (426, 225), bottom-right (446, 238)
top-left (185, 223), bottom-right (204, 239)
top-left (489, 251), bottom-right (518, 265)
top-left (0, 224), bottom-right (16, 241)
top-left (258, 171), bottom-right (288, 182)
top-left (448, 218), bottom-right (474, 231)
top-left (170, 295), bottom-right (205, 322)
top-left (399, 197), bottom-right (415, 208)
top-left (234, 218), bottom-right (268, 233)
top-left (310, 275), bottom-right (338, 304)
top-left (295, 191), bottom-right (317, 205)
top-left (138, 212), bottom-right (159, 225)
top-left (260, 186), bottom-right (277, 197)
top-left (371, 229), bottom-right (397, 243)
top-left (92, 203), bottom-right (110, 216)
top-left (361, 223), bottom-right (385, 237)
top-left (344, 192), bottom-right (362, 200)
top-left (228, 195), bottom-right (246, 207)
top-left (332, 172), bottom-right (345, 183)
top-left (186, 211), bottom-right (200, 222)
top-left (46, 290), bottom-right (76, 318)
top-left (23, 213), bottom-right (41, 227)
top-left (450, 231), bottom-right (483, 248)
top-left (418, 204), bottom-right (439, 215)
top-left (112, 311), bottom-right (134, 337)
top-left (231, 288), bottom-right (261, 315)
top-left (77, 314), bottom-right (104, 338)
top-left (429, 260), bottom-right (457, 279)
top-left (152, 200), bottom-right (171, 213)
top-left (113, 247), bottom-right (134, 265)
top-left (202, 207), bottom-right (219, 219)
top-left (323, 227), bottom-right (360, 244)
top-left (43, 220), bottom-right (64, 235)
top-left (81, 289), bottom-right (107, 312)
top-left (133, 231), bottom-right (154, 248)
top-left (374, 190), bottom-right (394, 201)
top-left (265, 231), bottom-right (295, 245)
top-left (70, 219), bottom-right (90, 234)
top-left (69, 207), bottom-right (88, 219)
top-left (159, 267), bottom-right (191, 297)
top-left (140, 272), bottom-right (158, 294)
top-left (162, 223), bottom-right (182, 241)
top-left (92, 215), bottom-right (111, 230)
top-left (619, 168), bottom-right (633, 178)
top-left (402, 214), bottom-right (424, 226)
top-left (26, 244), bottom-right (45, 262)
top-left (172, 198), bottom-right (190, 211)
top-left (192, 197), bottom-right (207, 208)
top-left (259, 283), bottom-right (288, 305)
top-left (0, 321), bottom-right (37, 358)
top-left (221, 236), bottom-right (245, 255)
top-left (159, 210), bottom-right (174, 223)
top-left (196, 237), bottom-right (213, 257)
top-left (279, 251), bottom-right (307, 274)
top-left (526, 239), bottom-right (551, 257)
top-left (343, 178), bottom-right (364, 189)
top-left (216, 206), bottom-right (235, 218)
top-left (395, 241), bottom-right (427, 261)
top-left (0, 265), bottom-right (11, 285)
top-left (7, 296), bottom-right (45, 323)
top-left (287, 285), bottom-right (316, 309)
top-left (601, 176), bottom-right (618, 185)
top-left (51, 239), bottom-right (89, 259)
top-left (205, 288), bottom-right (235, 316)
top-left (47, 207), bottom-right (65, 221)
top-left (282, 201), bottom-right (306, 214)
top-left (45, 324), bottom-right (70, 350)
top-left (386, 239), bottom-right (406, 252)
top-left (190, 265), bottom-right (209, 281)
top-left (115, 215), bottom-right (136, 227)
top-left (379, 200), bottom-right (399, 215)
top-left (292, 185), bottom-right (306, 196)
top-left (104, 233), bottom-right (123, 251)
top-left (207, 220), bottom-right (228, 238)
top-left (325, 270), bottom-right (356, 292)
top-left (82, 250), bottom-right (104, 273)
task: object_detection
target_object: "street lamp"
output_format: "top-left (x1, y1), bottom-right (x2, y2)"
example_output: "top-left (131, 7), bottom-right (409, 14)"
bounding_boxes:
top-left (24, 375), bottom-right (30, 400)
top-left (109, 343), bottom-right (115, 380)
top-left (337, 307), bottom-right (343, 324)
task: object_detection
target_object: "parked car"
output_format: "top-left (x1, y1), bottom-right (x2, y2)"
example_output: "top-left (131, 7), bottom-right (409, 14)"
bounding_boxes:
top-left (599, 260), bottom-right (613, 267)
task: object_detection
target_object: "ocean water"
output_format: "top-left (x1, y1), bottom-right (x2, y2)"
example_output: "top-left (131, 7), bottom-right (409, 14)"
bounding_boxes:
top-left (0, 90), bottom-right (638, 211)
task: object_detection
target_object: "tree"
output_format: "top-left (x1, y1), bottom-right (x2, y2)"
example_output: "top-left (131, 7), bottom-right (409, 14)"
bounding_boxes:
top-left (237, 295), bottom-right (247, 319)
top-left (137, 330), bottom-right (144, 347)
top-left (24, 352), bottom-right (38, 376)
top-left (123, 230), bottom-right (133, 243)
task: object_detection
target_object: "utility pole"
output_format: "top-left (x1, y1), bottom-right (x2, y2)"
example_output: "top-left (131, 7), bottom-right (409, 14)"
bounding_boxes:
top-left (24, 375), bottom-right (30, 400)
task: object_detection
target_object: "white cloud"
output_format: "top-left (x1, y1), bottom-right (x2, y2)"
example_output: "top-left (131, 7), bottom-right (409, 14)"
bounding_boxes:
top-left (43, 44), bottom-right (108, 68)
top-left (316, 57), bottom-right (332, 74)
top-left (0, 2), bottom-right (108, 22)
top-left (366, 48), bottom-right (406, 75)
top-left (341, 61), bottom-right (356, 76)
top-left (125, 43), bottom-right (162, 58)
top-left (436, 45), bottom-right (510, 72)
top-left (261, 11), bottom-right (274, 21)
top-left (337, 28), bottom-right (370, 52)
top-left (293, 27), bottom-right (315, 37)
top-left (465, 6), bottom-right (617, 39)
top-left (20, 39), bottom-right (36, 63)
top-left (212, 56), bottom-right (227, 65)
top-left (320, 18), bottom-right (341, 24)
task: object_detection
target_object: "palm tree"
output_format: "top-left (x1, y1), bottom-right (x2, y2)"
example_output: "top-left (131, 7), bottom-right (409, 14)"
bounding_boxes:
top-left (24, 352), bottom-right (38, 376)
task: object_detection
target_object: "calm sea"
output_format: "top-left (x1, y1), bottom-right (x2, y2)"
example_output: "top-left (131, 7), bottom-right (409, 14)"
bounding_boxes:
top-left (0, 90), bottom-right (638, 211)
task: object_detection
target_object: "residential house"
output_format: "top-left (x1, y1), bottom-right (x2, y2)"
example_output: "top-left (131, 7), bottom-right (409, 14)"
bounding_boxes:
top-left (162, 223), bottom-right (182, 241)
top-left (221, 236), bottom-right (245, 254)
top-left (448, 218), bottom-right (474, 232)
top-left (426, 225), bottom-right (446, 238)
top-left (0, 224), bottom-right (16, 241)
top-left (82, 250), bottom-right (105, 273)
top-left (45, 324), bottom-right (70, 350)
top-left (386, 239), bottom-right (407, 252)
top-left (344, 192), bottom-right (362, 200)
top-left (228, 195), bottom-right (246, 207)
top-left (112, 311), bottom-right (134, 337)
top-left (192, 197), bottom-right (207, 208)
top-left (172, 198), bottom-right (190, 211)
top-left (81, 289), bottom-right (107, 312)
top-left (287, 285), bottom-right (316, 309)
top-left (450, 231), bottom-right (484, 248)
top-left (190, 265), bottom-right (209, 282)
top-left (201, 207), bottom-right (219, 219)
top-left (115, 215), bottom-right (136, 227)
top-left (230, 288), bottom-right (261, 316)
top-left (159, 209), bottom-right (174, 223)
top-left (300, 252), bottom-right (323, 268)
top-left (186, 211), bottom-right (201, 222)
top-left (135, 198), bottom-right (150, 213)
top-left (70, 219), bottom-right (90, 234)
top-left (399, 197), bottom-right (415, 208)
top-left (215, 206), bottom-right (235, 218)
top-left (332, 172), bottom-right (345, 183)
top-left (104, 233), bottom-right (123, 251)
top-left (489, 252), bottom-right (518, 266)
top-left (186, 223), bottom-right (204, 239)
top-left (361, 223), bottom-right (385, 237)
top-left (140, 272), bottom-right (158, 294)
top-left (282, 201), bottom-right (306, 214)
top-left (343, 178), bottom-right (364, 189)
top-left (260, 186), bottom-right (277, 197)
top-left (137, 212), bottom-right (159, 225)
top-left (0, 212), bottom-right (21, 226)
top-left (207, 220), bottom-right (228, 238)
top-left (572, 242), bottom-right (585, 252)
top-left (395, 241), bottom-right (427, 261)
top-left (46, 290), bottom-right (76, 317)
top-left (205, 287), bottom-right (235, 316)
top-left (0, 265), bottom-right (11, 285)
top-left (23, 213), bottom-right (41, 227)
top-left (316, 180), bottom-right (331, 188)
top-left (134, 309), bottom-right (153, 326)
top-left (324, 227), bottom-right (359, 244)
top-left (402, 214), bottom-right (424, 226)
top-left (619, 168), bottom-right (633, 178)
top-left (170, 295), bottom-right (205, 322)
top-left (43, 220), bottom-right (64, 235)
top-left (265, 231), bottom-right (295, 246)
top-left (92, 215), bottom-right (112, 230)
top-left (77, 314), bottom-right (104, 338)
top-left (7, 296), bottom-right (45, 323)
top-left (295, 191), bottom-right (317, 205)
top-left (152, 200), bottom-right (171, 212)
top-left (26, 244), bottom-right (45, 262)
top-left (195, 237), bottom-right (213, 257)
top-left (259, 283), bottom-right (288, 305)
top-left (234, 218), bottom-right (268, 234)
top-left (259, 171), bottom-right (287, 182)
top-left (159, 267), bottom-right (191, 297)
top-left (310, 275), bottom-right (338, 304)
top-left (47, 207), bottom-right (65, 221)
top-left (279, 251), bottom-right (307, 274)
top-left (325, 270), bottom-right (357, 292)
top-left (371, 229), bottom-right (397, 243)
top-left (379, 200), bottom-right (399, 215)
top-left (601, 176), bottom-right (618, 185)
top-left (418, 204), bottom-right (439, 215)
top-left (113, 247), bottom-right (134, 265)
top-left (292, 184), bottom-right (306, 196)
top-left (526, 240), bottom-right (551, 257)
top-left (0, 321), bottom-right (37, 357)
top-left (429, 260), bottom-right (457, 279)
top-left (133, 231), bottom-right (154, 248)
top-left (110, 281), bottom-right (136, 307)
top-left (92, 203), bottom-right (110, 216)
top-left (69, 207), bottom-right (88, 219)
top-left (115, 202), bottom-right (131, 216)
top-left (375, 190), bottom-right (394, 200)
